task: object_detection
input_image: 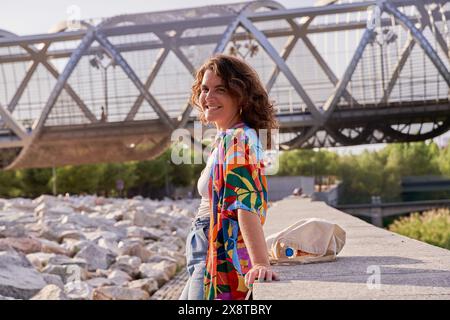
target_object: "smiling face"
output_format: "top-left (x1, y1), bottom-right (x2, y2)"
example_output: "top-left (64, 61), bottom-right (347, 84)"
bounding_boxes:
top-left (199, 69), bottom-right (241, 131)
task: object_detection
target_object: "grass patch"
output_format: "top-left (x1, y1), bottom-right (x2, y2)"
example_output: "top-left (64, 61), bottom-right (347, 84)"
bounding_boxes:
top-left (388, 208), bottom-right (450, 250)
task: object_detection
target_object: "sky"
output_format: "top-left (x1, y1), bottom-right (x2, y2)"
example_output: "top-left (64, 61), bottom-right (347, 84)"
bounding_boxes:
top-left (1, 0), bottom-right (449, 154)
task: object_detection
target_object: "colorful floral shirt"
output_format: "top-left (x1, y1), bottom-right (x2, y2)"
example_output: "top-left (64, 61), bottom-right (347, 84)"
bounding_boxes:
top-left (204, 121), bottom-right (268, 300)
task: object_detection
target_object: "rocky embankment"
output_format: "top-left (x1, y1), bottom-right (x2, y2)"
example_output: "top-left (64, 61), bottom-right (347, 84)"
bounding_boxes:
top-left (0, 195), bottom-right (197, 300)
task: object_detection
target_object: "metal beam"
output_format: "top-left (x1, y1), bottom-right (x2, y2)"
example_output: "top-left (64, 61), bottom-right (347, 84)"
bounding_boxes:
top-left (28, 49), bottom-right (98, 123)
top-left (416, 1), bottom-right (449, 59)
top-left (125, 48), bottom-right (170, 121)
top-left (155, 31), bottom-right (197, 128)
top-left (380, 24), bottom-right (426, 104)
top-left (4, 12), bottom-right (450, 64)
top-left (239, 16), bottom-right (321, 121)
top-left (7, 47), bottom-right (46, 113)
top-left (301, 34), bottom-right (360, 107)
top-left (247, 1), bottom-right (378, 22)
top-left (126, 29), bottom-right (197, 124)
top-left (215, 1), bottom-right (284, 53)
top-left (0, 103), bottom-right (28, 140)
top-left (11, 44), bottom-right (98, 123)
top-left (383, 1), bottom-right (450, 85)
top-left (265, 10), bottom-right (315, 92)
top-left (95, 31), bottom-right (176, 130)
top-left (246, 0), bottom-right (447, 22)
top-left (0, 30), bottom-right (86, 48)
top-left (100, 15), bottom-right (234, 38)
top-left (32, 30), bottom-right (96, 134)
top-left (322, 28), bottom-right (376, 121)
top-left (1, 1), bottom-right (449, 50)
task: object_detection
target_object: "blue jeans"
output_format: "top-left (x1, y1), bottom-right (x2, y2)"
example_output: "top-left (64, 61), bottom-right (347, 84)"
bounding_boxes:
top-left (179, 216), bottom-right (210, 300)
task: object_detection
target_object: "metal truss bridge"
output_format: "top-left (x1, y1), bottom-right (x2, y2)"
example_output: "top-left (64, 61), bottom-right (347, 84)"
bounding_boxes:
top-left (0, 0), bottom-right (449, 169)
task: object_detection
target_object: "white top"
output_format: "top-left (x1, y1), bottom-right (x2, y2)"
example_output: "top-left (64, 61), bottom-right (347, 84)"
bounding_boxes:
top-left (195, 148), bottom-right (217, 220)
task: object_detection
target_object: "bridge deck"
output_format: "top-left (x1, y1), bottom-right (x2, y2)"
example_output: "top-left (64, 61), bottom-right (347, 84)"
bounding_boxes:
top-left (253, 197), bottom-right (450, 300)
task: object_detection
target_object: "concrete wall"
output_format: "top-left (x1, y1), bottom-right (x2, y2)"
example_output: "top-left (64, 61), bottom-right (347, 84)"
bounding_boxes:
top-left (311, 184), bottom-right (340, 206)
top-left (254, 197), bottom-right (450, 299)
top-left (267, 176), bottom-right (315, 201)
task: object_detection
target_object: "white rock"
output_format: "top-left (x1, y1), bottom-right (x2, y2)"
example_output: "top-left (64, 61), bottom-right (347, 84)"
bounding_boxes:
top-left (61, 239), bottom-right (91, 257)
top-left (5, 198), bottom-right (36, 212)
top-left (26, 252), bottom-right (56, 270)
top-left (35, 203), bottom-right (75, 219)
top-left (42, 264), bottom-right (88, 283)
top-left (151, 260), bottom-right (178, 278)
top-left (59, 230), bottom-right (86, 241)
top-left (75, 244), bottom-right (116, 271)
top-left (0, 295), bottom-right (18, 300)
top-left (128, 279), bottom-right (158, 295)
top-left (97, 238), bottom-right (120, 256)
top-left (129, 209), bottom-right (161, 228)
top-left (111, 255), bottom-right (141, 277)
top-left (114, 220), bottom-right (132, 228)
top-left (0, 250), bottom-right (47, 299)
top-left (47, 255), bottom-right (87, 268)
top-left (107, 270), bottom-right (131, 286)
top-left (39, 238), bottom-right (70, 255)
top-left (64, 281), bottom-right (93, 300)
top-left (118, 241), bottom-right (152, 262)
top-left (138, 263), bottom-right (170, 287)
top-left (93, 286), bottom-right (149, 300)
top-left (86, 277), bottom-right (114, 288)
top-left (0, 224), bottom-right (27, 238)
top-left (31, 284), bottom-right (68, 300)
top-left (42, 274), bottom-right (65, 289)
top-left (105, 210), bottom-right (123, 221)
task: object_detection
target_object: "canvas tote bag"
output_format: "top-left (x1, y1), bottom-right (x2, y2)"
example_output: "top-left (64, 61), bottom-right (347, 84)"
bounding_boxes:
top-left (265, 218), bottom-right (346, 264)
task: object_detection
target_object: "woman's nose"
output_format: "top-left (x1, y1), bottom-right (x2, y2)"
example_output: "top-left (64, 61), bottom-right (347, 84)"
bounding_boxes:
top-left (205, 90), bottom-right (216, 101)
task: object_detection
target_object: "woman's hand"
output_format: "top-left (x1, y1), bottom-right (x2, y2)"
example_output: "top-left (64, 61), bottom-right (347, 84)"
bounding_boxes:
top-left (245, 263), bottom-right (280, 288)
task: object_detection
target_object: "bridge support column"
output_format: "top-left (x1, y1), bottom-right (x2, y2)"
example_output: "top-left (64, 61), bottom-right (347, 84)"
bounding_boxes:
top-left (370, 206), bottom-right (383, 227)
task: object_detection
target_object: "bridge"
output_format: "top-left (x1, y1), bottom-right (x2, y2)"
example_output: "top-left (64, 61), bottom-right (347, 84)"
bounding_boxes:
top-left (335, 198), bottom-right (450, 226)
top-left (0, 0), bottom-right (449, 170)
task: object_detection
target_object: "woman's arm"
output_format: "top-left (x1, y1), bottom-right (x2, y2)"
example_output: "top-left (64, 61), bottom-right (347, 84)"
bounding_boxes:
top-left (238, 209), bottom-right (279, 286)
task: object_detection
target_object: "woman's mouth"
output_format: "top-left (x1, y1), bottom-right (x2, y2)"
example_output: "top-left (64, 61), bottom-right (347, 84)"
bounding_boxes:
top-left (206, 105), bottom-right (222, 111)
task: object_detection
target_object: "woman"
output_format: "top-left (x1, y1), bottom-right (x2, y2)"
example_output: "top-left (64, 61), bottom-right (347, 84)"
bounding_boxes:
top-left (179, 54), bottom-right (279, 300)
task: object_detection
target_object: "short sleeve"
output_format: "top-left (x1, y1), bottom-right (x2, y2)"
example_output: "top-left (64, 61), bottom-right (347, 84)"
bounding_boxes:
top-left (220, 128), bottom-right (267, 222)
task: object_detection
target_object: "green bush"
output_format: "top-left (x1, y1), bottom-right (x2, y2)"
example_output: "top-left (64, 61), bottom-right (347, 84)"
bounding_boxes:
top-left (388, 209), bottom-right (450, 250)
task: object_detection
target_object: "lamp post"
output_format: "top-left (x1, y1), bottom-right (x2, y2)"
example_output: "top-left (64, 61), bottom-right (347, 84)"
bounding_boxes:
top-left (89, 52), bottom-right (115, 121)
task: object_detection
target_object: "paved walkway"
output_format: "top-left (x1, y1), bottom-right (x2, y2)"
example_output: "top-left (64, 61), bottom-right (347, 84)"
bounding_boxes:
top-left (253, 197), bottom-right (450, 300)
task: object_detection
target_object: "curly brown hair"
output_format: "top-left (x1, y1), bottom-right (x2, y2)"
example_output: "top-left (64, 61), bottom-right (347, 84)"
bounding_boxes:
top-left (190, 54), bottom-right (278, 149)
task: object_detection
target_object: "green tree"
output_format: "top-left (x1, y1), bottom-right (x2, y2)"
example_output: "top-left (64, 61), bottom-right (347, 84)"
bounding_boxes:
top-left (389, 209), bottom-right (450, 250)
top-left (0, 169), bottom-right (22, 198)
top-left (17, 168), bottom-right (53, 198)
top-left (55, 164), bottom-right (102, 195)
top-left (134, 149), bottom-right (173, 192)
top-left (278, 149), bottom-right (337, 177)
top-left (383, 141), bottom-right (440, 177)
top-left (437, 145), bottom-right (450, 177)
top-left (97, 162), bottom-right (138, 197)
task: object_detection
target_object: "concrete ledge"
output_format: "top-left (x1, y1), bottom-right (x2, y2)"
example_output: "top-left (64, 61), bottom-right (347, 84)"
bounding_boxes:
top-left (253, 197), bottom-right (450, 300)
